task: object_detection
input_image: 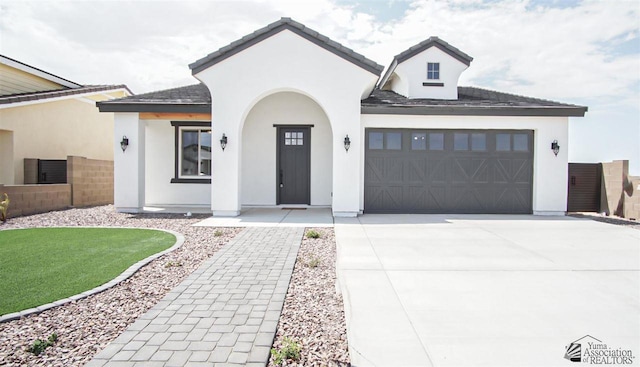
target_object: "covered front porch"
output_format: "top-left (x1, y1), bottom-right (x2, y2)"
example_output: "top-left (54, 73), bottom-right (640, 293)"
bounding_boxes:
top-left (140, 205), bottom-right (333, 227)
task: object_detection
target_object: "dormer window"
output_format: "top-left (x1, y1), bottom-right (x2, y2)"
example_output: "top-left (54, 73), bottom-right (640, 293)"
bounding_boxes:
top-left (427, 62), bottom-right (440, 80)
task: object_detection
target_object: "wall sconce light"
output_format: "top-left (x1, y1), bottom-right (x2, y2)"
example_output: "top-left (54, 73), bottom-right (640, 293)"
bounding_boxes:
top-left (220, 134), bottom-right (228, 151)
top-left (551, 140), bottom-right (560, 157)
top-left (344, 135), bottom-right (351, 152)
top-left (120, 136), bottom-right (129, 153)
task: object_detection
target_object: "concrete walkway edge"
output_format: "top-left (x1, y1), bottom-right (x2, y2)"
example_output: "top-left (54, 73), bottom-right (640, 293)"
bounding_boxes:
top-left (87, 226), bottom-right (303, 367)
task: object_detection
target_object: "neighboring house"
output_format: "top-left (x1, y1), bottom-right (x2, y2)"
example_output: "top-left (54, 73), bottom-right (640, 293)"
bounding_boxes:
top-left (97, 18), bottom-right (586, 217)
top-left (0, 55), bottom-right (130, 185)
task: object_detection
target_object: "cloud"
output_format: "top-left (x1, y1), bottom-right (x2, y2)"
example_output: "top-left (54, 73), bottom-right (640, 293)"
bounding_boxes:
top-left (1, 0), bottom-right (638, 172)
top-left (350, 0), bottom-right (639, 109)
top-left (3, 0), bottom-right (637, 106)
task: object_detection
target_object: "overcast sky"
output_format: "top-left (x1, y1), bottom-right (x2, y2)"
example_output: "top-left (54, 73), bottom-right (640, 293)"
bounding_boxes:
top-left (1, 0), bottom-right (638, 174)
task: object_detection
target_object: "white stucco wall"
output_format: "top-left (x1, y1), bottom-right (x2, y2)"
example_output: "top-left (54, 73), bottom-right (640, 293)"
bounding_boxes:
top-left (360, 114), bottom-right (570, 214)
top-left (114, 113), bottom-right (145, 212)
top-left (391, 47), bottom-right (468, 99)
top-left (144, 120), bottom-right (211, 207)
top-left (195, 29), bottom-right (379, 216)
top-left (241, 92), bottom-right (332, 206)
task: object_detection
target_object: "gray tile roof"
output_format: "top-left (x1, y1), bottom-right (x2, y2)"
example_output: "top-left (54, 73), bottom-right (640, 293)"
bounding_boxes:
top-left (96, 83), bottom-right (210, 113)
top-left (189, 17), bottom-right (384, 76)
top-left (361, 87), bottom-right (588, 117)
top-left (0, 85), bottom-right (130, 105)
top-left (97, 82), bottom-right (587, 117)
top-left (395, 37), bottom-right (473, 65)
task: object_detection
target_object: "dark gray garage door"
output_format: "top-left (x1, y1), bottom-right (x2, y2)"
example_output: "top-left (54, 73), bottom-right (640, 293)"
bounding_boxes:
top-left (364, 129), bottom-right (533, 214)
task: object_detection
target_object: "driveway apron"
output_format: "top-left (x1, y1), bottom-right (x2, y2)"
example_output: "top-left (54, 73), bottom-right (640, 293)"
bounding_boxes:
top-left (335, 215), bottom-right (640, 367)
top-left (87, 226), bottom-right (303, 367)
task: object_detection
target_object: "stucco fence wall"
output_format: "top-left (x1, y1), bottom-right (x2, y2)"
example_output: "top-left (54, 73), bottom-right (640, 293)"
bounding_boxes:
top-left (601, 160), bottom-right (639, 221)
top-left (0, 156), bottom-right (113, 218)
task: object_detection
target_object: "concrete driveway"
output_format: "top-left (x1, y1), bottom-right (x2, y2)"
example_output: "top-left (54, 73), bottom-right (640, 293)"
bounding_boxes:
top-left (335, 215), bottom-right (640, 367)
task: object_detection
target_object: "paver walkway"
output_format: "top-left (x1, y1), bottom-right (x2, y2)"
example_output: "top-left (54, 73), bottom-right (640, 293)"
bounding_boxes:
top-left (88, 227), bottom-right (303, 367)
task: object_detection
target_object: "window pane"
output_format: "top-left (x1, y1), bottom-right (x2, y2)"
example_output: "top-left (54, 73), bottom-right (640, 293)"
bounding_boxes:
top-left (429, 133), bottom-right (444, 150)
top-left (471, 133), bottom-right (486, 151)
top-left (496, 133), bottom-right (510, 151)
top-left (411, 133), bottom-right (427, 150)
top-left (369, 132), bottom-right (383, 149)
top-left (285, 138), bottom-right (291, 145)
top-left (386, 132), bottom-right (402, 150)
top-left (513, 134), bottom-right (528, 151)
top-left (181, 131), bottom-right (199, 175)
top-left (201, 159), bottom-right (211, 176)
top-left (285, 132), bottom-right (291, 138)
top-left (297, 138), bottom-right (303, 145)
top-left (297, 132), bottom-right (303, 138)
top-left (427, 62), bottom-right (440, 80)
top-left (199, 131), bottom-right (212, 175)
top-left (454, 133), bottom-right (469, 151)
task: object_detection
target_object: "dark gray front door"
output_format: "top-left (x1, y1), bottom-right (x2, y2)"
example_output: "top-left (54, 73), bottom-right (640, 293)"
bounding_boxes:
top-left (364, 129), bottom-right (534, 214)
top-left (277, 126), bottom-right (311, 204)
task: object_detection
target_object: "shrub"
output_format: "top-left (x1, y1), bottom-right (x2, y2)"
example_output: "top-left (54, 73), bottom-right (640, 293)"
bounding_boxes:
top-left (305, 230), bottom-right (321, 239)
top-left (307, 257), bottom-right (321, 268)
top-left (27, 333), bottom-right (57, 355)
top-left (164, 261), bottom-right (183, 268)
top-left (271, 336), bottom-right (301, 365)
top-left (214, 230), bottom-right (224, 237)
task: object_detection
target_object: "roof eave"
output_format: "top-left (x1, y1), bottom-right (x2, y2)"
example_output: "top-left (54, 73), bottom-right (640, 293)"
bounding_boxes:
top-left (189, 19), bottom-right (383, 76)
top-left (97, 103), bottom-right (211, 114)
top-left (377, 59), bottom-right (398, 89)
top-left (395, 39), bottom-right (473, 67)
top-left (361, 105), bottom-right (588, 117)
top-left (0, 86), bottom-right (131, 108)
top-left (0, 55), bottom-right (82, 88)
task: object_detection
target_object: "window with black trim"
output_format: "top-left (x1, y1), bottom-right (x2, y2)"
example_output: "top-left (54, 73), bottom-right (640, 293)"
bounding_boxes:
top-left (427, 62), bottom-right (440, 80)
top-left (170, 121), bottom-right (212, 183)
top-left (180, 128), bottom-right (211, 176)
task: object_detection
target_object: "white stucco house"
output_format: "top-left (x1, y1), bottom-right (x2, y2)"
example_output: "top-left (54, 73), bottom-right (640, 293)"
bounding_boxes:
top-left (98, 18), bottom-right (586, 217)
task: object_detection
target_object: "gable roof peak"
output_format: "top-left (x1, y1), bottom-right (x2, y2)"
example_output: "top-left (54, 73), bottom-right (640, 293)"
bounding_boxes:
top-left (189, 18), bottom-right (383, 76)
top-left (395, 36), bottom-right (473, 66)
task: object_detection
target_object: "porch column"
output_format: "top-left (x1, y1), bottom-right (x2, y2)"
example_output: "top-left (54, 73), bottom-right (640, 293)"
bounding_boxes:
top-left (210, 109), bottom-right (241, 217)
top-left (331, 104), bottom-right (361, 217)
top-left (114, 113), bottom-right (145, 213)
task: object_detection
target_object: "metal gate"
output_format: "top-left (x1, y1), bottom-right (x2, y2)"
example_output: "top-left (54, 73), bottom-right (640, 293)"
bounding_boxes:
top-left (567, 163), bottom-right (601, 212)
top-left (37, 159), bottom-right (67, 184)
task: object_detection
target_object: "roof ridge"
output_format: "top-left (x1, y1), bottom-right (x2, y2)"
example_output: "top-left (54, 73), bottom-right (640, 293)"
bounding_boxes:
top-left (189, 18), bottom-right (383, 75)
top-left (124, 83), bottom-right (205, 99)
top-left (459, 85), bottom-right (584, 107)
top-left (362, 87), bottom-right (587, 116)
top-left (394, 37), bottom-right (473, 65)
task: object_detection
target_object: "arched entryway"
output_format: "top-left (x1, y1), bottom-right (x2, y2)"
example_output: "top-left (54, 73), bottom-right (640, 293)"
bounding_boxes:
top-left (240, 91), bottom-right (333, 207)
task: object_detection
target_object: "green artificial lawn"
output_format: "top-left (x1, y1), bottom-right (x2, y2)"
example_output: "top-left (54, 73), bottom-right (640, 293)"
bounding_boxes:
top-left (0, 227), bottom-right (175, 315)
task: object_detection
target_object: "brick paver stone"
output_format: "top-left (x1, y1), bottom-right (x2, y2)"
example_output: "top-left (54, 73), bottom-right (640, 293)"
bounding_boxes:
top-left (87, 227), bottom-right (303, 367)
